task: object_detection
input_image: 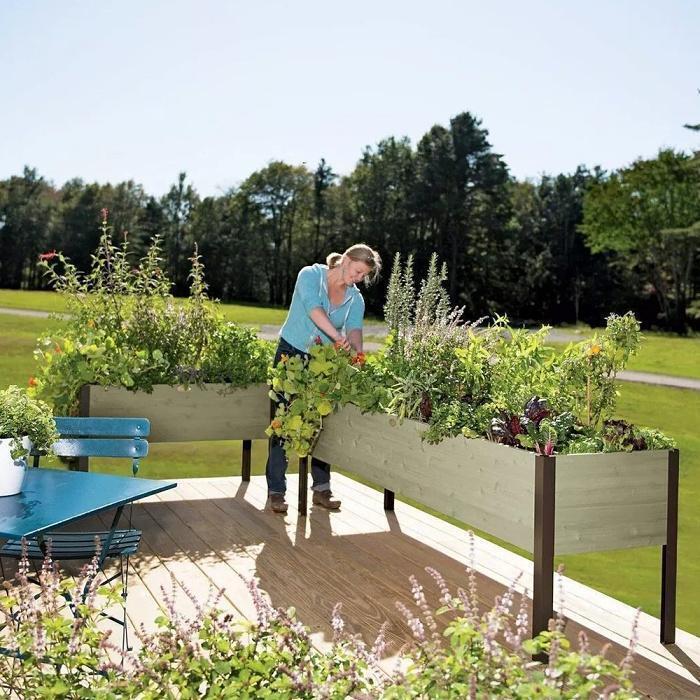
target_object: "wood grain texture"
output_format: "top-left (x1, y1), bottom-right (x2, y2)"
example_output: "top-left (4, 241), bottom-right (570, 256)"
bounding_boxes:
top-left (555, 450), bottom-right (669, 554)
top-left (313, 405), bottom-right (537, 551)
top-left (83, 384), bottom-right (270, 442)
top-left (314, 405), bottom-right (671, 556)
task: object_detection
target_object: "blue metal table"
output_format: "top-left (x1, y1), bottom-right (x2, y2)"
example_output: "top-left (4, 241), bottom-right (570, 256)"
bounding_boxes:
top-left (0, 468), bottom-right (176, 540)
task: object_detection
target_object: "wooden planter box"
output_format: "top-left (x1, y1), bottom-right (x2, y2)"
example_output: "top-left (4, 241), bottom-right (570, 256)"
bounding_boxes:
top-left (78, 385), bottom-right (678, 647)
top-left (80, 383), bottom-right (270, 441)
top-left (79, 383), bottom-right (270, 478)
top-left (311, 404), bottom-right (678, 644)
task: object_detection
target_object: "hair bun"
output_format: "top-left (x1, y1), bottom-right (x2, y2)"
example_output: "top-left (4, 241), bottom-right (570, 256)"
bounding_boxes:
top-left (326, 252), bottom-right (343, 268)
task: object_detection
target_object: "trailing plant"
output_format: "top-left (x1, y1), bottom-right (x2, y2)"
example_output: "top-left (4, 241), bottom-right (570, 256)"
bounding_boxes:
top-left (31, 211), bottom-right (273, 414)
top-left (266, 341), bottom-right (388, 457)
top-left (0, 385), bottom-right (58, 460)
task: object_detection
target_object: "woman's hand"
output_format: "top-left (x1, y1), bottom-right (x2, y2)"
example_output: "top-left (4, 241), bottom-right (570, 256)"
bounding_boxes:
top-left (333, 335), bottom-right (351, 351)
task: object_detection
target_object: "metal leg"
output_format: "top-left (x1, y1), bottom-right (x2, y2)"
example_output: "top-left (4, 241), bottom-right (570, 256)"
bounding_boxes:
top-left (122, 553), bottom-right (132, 653)
top-left (533, 455), bottom-right (556, 660)
top-left (384, 489), bottom-right (395, 511)
top-left (241, 440), bottom-right (252, 482)
top-left (298, 457), bottom-right (308, 516)
top-left (661, 448), bottom-right (679, 644)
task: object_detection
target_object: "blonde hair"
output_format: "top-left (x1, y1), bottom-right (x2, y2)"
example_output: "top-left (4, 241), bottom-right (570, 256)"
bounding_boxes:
top-left (326, 244), bottom-right (382, 285)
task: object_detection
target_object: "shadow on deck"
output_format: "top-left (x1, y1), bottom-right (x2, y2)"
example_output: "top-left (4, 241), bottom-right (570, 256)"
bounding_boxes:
top-left (3, 473), bottom-right (700, 699)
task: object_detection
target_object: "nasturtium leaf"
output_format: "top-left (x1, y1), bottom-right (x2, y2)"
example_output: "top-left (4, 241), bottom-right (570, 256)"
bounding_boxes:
top-left (317, 399), bottom-right (333, 416)
top-left (288, 399), bottom-right (304, 416)
top-left (287, 415), bottom-right (303, 431)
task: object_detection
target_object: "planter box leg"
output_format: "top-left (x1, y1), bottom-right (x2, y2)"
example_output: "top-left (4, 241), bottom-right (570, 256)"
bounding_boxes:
top-left (533, 455), bottom-right (556, 660)
top-left (661, 449), bottom-right (679, 644)
top-left (241, 440), bottom-right (252, 482)
top-left (384, 489), bottom-right (395, 511)
top-left (298, 457), bottom-right (308, 516)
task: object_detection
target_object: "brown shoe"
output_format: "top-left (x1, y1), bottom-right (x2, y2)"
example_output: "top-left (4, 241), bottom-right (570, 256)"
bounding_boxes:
top-left (269, 494), bottom-right (288, 514)
top-left (312, 490), bottom-right (341, 510)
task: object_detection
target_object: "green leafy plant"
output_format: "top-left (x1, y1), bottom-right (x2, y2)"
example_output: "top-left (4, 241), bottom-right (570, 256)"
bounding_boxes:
top-left (386, 566), bottom-right (640, 699)
top-left (31, 211), bottom-right (273, 414)
top-left (0, 385), bottom-right (58, 460)
top-left (555, 312), bottom-right (642, 428)
top-left (266, 342), bottom-right (387, 456)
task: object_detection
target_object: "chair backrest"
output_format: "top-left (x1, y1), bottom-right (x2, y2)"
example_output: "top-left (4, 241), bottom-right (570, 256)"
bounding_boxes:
top-left (33, 417), bottom-right (150, 475)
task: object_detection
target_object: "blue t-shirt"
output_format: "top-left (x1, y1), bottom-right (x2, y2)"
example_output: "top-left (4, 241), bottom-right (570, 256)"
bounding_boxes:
top-left (280, 263), bottom-right (365, 352)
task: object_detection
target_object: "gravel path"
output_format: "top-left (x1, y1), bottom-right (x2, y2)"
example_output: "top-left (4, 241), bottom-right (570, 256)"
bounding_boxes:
top-left (4, 308), bottom-right (698, 391)
top-left (0, 306), bottom-right (55, 318)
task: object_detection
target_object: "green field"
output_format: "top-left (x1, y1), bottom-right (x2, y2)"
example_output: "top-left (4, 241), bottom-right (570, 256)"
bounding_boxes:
top-left (549, 335), bottom-right (700, 380)
top-left (0, 289), bottom-right (289, 326)
top-left (0, 314), bottom-right (63, 388)
top-left (1, 297), bottom-right (699, 634)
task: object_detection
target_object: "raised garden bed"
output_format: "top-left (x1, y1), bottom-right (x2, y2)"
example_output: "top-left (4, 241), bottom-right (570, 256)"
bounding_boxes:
top-left (311, 404), bottom-right (678, 645)
top-left (79, 383), bottom-right (270, 477)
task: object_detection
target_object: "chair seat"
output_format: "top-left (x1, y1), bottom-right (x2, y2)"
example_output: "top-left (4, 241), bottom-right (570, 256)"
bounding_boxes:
top-left (0, 529), bottom-right (142, 561)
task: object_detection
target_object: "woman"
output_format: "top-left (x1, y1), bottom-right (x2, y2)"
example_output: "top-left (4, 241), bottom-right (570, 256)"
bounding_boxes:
top-left (266, 244), bottom-right (382, 514)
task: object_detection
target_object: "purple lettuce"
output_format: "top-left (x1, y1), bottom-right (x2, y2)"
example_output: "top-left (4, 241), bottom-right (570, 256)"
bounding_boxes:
top-left (523, 396), bottom-right (550, 427)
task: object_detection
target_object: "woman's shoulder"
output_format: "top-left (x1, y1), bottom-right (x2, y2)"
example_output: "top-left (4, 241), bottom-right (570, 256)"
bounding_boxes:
top-left (349, 284), bottom-right (365, 305)
top-left (298, 262), bottom-right (327, 278)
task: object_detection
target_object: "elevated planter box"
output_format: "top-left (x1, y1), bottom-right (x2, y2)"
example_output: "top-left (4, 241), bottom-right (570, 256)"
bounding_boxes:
top-left (312, 404), bottom-right (678, 645)
top-left (79, 383), bottom-right (270, 477)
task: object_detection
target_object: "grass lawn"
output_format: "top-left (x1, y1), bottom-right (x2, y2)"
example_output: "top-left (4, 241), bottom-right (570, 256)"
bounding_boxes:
top-left (0, 290), bottom-right (68, 314)
top-left (625, 334), bottom-right (700, 379)
top-left (0, 288), bottom-right (290, 325)
top-left (0, 314), bottom-right (63, 388)
top-left (548, 332), bottom-right (700, 380)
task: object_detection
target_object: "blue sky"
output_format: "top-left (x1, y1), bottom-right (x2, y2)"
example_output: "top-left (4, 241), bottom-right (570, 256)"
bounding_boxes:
top-left (1, 0), bottom-right (698, 196)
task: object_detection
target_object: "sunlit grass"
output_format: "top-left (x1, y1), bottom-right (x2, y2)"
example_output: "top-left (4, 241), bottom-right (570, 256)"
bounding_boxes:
top-left (0, 290), bottom-right (67, 314)
top-left (548, 332), bottom-right (700, 380)
top-left (0, 314), bottom-right (63, 389)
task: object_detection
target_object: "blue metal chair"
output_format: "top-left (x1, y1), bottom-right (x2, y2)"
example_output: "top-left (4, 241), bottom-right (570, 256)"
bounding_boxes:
top-left (0, 417), bottom-right (150, 651)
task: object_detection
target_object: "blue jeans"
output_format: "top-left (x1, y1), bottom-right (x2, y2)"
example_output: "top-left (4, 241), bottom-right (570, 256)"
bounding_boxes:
top-left (266, 338), bottom-right (331, 496)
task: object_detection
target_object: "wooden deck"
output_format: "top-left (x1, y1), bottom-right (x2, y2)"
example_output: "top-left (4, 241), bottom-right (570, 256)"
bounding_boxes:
top-left (5, 473), bottom-right (700, 698)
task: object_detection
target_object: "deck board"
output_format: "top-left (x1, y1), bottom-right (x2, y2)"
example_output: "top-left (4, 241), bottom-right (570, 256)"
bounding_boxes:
top-left (2, 473), bottom-right (698, 698)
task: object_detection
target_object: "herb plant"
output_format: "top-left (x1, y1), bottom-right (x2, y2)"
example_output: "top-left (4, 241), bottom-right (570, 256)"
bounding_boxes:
top-left (0, 385), bottom-right (58, 460)
top-left (0, 549), bottom-right (642, 698)
top-left (31, 211), bottom-right (273, 414)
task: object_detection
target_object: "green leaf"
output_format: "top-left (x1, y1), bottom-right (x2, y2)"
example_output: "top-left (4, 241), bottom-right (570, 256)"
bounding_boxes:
top-left (317, 399), bottom-right (333, 416)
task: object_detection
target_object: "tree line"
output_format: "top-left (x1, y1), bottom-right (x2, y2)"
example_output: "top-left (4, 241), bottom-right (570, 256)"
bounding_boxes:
top-left (1, 111), bottom-right (698, 332)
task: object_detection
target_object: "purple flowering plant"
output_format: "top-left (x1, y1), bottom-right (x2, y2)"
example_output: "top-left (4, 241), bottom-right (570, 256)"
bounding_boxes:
top-left (0, 544), bottom-right (641, 698)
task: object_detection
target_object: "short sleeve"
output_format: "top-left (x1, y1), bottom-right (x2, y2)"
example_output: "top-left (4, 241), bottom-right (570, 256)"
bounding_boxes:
top-left (296, 267), bottom-right (325, 313)
top-left (345, 293), bottom-right (365, 331)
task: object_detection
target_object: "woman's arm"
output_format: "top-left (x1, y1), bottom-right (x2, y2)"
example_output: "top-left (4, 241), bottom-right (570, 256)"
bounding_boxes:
top-left (347, 328), bottom-right (362, 353)
top-left (309, 308), bottom-right (350, 350)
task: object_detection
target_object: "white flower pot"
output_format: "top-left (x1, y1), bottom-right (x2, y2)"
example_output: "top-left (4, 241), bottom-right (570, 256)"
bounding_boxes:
top-left (0, 436), bottom-right (30, 497)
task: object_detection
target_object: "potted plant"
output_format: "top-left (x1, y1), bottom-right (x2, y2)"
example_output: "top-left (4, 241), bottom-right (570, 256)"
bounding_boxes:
top-left (0, 385), bottom-right (59, 496)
